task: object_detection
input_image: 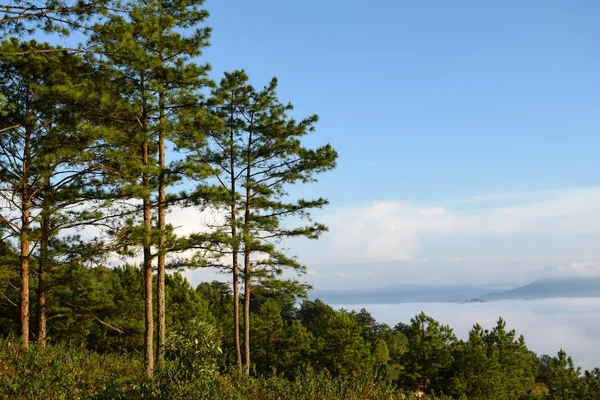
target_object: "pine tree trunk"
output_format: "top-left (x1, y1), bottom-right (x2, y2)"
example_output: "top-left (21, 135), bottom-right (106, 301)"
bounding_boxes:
top-left (242, 124), bottom-right (253, 375)
top-left (37, 265), bottom-right (46, 346)
top-left (37, 197), bottom-right (50, 346)
top-left (229, 120), bottom-right (242, 371)
top-left (233, 252), bottom-right (241, 371)
top-left (243, 252), bottom-right (251, 375)
top-left (156, 87), bottom-right (166, 368)
top-left (19, 132), bottom-right (31, 347)
top-left (243, 186), bottom-right (252, 375)
top-left (20, 205), bottom-right (30, 347)
top-left (142, 139), bottom-right (154, 378)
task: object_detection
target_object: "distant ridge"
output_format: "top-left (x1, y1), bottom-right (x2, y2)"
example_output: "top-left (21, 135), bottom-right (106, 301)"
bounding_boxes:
top-left (310, 276), bottom-right (600, 304)
top-left (482, 277), bottom-right (600, 301)
top-left (311, 283), bottom-right (507, 304)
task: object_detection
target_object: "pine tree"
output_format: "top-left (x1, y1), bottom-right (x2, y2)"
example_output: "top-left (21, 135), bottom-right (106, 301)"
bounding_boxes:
top-left (451, 324), bottom-right (501, 399)
top-left (195, 282), bottom-right (233, 366)
top-left (582, 368), bottom-right (600, 400)
top-left (547, 349), bottom-right (581, 400)
top-left (395, 312), bottom-right (456, 394)
top-left (250, 298), bottom-right (284, 374)
top-left (89, 0), bottom-right (211, 376)
top-left (0, 0), bottom-right (108, 38)
top-left (485, 317), bottom-right (535, 399)
top-left (297, 299), bottom-right (336, 335)
top-left (184, 70), bottom-right (337, 375)
top-left (0, 39), bottom-right (107, 346)
top-left (313, 311), bottom-right (372, 375)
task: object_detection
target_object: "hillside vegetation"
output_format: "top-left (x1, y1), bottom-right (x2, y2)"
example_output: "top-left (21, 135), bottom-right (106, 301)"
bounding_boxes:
top-left (2, 266), bottom-right (600, 399)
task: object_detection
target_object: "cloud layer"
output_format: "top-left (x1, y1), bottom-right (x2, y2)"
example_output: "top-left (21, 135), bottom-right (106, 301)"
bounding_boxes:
top-left (304, 187), bottom-right (600, 264)
top-left (337, 298), bottom-right (600, 371)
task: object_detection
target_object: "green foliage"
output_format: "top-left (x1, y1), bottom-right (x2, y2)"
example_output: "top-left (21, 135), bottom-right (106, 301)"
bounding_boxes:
top-left (0, 336), bottom-right (461, 399)
top-left (313, 311), bottom-right (373, 375)
top-left (1, 3), bottom-right (598, 400)
top-left (162, 318), bottom-right (221, 382)
top-left (396, 311), bottom-right (456, 394)
top-left (196, 281), bottom-right (237, 368)
top-left (0, 336), bottom-right (144, 399)
top-left (546, 349), bottom-right (581, 400)
top-left (450, 319), bottom-right (536, 399)
top-left (581, 368), bottom-right (600, 400)
top-left (0, 0), bottom-right (108, 36)
top-left (297, 299), bottom-right (336, 335)
top-left (250, 298), bottom-right (285, 374)
top-left (0, 264), bottom-right (215, 353)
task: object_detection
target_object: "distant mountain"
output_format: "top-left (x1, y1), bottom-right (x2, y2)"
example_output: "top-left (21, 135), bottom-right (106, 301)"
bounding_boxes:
top-left (482, 277), bottom-right (600, 301)
top-left (310, 283), bottom-right (507, 304)
top-left (310, 276), bottom-right (600, 304)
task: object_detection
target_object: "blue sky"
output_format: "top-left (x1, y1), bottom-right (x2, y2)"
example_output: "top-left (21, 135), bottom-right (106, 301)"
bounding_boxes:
top-left (203, 0), bottom-right (600, 206)
top-left (171, 0), bottom-right (600, 288)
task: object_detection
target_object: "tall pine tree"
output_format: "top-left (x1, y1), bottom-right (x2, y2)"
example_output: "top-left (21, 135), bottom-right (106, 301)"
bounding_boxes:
top-left (90, 0), bottom-right (211, 376)
top-left (183, 70), bottom-right (337, 374)
top-left (0, 39), bottom-right (109, 346)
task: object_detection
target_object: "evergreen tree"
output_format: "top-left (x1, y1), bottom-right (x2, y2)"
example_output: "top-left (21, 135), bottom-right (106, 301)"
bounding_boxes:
top-left (89, 0), bottom-right (211, 375)
top-left (313, 310), bottom-right (372, 376)
top-left (395, 312), bottom-right (456, 394)
top-left (374, 323), bottom-right (408, 381)
top-left (196, 281), bottom-right (236, 368)
top-left (279, 319), bottom-right (312, 374)
top-left (582, 368), bottom-right (600, 400)
top-left (451, 324), bottom-right (501, 399)
top-left (296, 299), bottom-right (336, 336)
top-left (0, 0), bottom-right (107, 37)
top-left (184, 70), bottom-right (336, 374)
top-left (250, 298), bottom-right (284, 374)
top-left (547, 349), bottom-right (581, 400)
top-left (0, 39), bottom-right (107, 346)
top-left (486, 317), bottom-right (535, 399)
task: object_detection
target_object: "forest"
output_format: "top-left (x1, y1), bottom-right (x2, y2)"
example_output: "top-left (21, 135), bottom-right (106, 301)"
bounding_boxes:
top-left (1, 0), bottom-right (599, 399)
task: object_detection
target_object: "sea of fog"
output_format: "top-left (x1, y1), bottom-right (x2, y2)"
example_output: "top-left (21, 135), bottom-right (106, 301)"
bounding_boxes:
top-left (332, 298), bottom-right (600, 371)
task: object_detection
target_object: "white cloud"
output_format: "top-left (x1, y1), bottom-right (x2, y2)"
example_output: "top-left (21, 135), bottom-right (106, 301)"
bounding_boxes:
top-left (322, 201), bottom-right (456, 264)
top-left (538, 260), bottom-right (600, 278)
top-left (309, 187), bottom-right (600, 264)
top-left (415, 258), bottom-right (429, 263)
top-left (307, 268), bottom-right (320, 276)
top-left (453, 257), bottom-right (465, 262)
top-left (167, 205), bottom-right (226, 236)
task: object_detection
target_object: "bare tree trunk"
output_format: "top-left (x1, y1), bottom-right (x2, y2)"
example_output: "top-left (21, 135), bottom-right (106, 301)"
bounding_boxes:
top-left (156, 86), bottom-right (166, 368)
top-left (232, 251), bottom-right (241, 372)
top-left (243, 178), bottom-right (252, 375)
top-left (19, 132), bottom-right (31, 347)
top-left (37, 196), bottom-right (50, 346)
top-left (243, 251), bottom-right (251, 375)
top-left (20, 205), bottom-right (30, 347)
top-left (142, 139), bottom-right (154, 378)
top-left (229, 116), bottom-right (242, 371)
top-left (37, 265), bottom-right (46, 345)
top-left (242, 123), bottom-right (253, 376)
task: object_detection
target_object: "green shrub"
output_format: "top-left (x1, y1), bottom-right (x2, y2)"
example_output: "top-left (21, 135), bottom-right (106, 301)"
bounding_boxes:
top-left (0, 336), bottom-right (144, 399)
top-left (0, 334), bottom-right (465, 400)
top-left (160, 318), bottom-right (221, 383)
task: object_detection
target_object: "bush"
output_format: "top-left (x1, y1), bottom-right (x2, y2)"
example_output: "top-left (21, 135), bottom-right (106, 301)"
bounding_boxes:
top-left (0, 336), bottom-right (144, 400)
top-left (161, 318), bottom-right (221, 382)
top-left (0, 334), bottom-right (464, 399)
